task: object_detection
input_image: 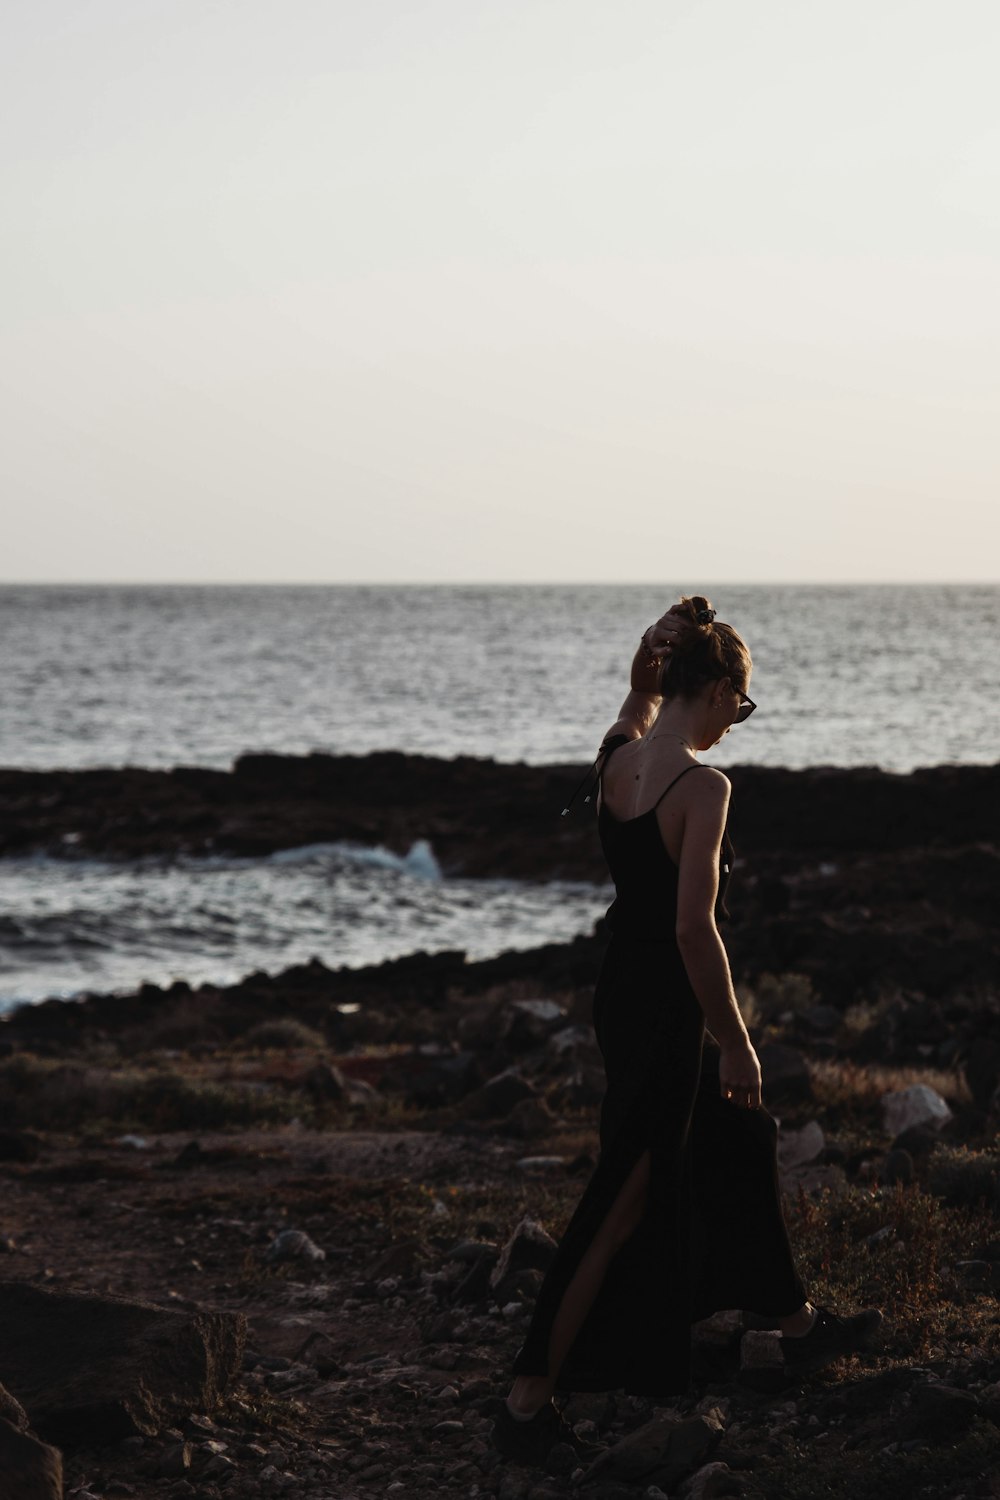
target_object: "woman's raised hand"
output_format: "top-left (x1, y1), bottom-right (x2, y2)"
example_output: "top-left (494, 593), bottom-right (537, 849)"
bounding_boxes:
top-left (642, 604), bottom-right (699, 661)
top-left (718, 1035), bottom-right (763, 1110)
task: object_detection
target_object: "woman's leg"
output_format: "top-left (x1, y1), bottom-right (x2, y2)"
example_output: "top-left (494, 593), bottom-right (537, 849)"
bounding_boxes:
top-left (506, 1149), bottom-right (652, 1415)
top-left (778, 1302), bottom-right (817, 1335)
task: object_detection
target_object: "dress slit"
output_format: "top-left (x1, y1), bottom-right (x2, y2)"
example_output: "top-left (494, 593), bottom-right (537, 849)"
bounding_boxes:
top-left (511, 1017), bottom-right (706, 1397)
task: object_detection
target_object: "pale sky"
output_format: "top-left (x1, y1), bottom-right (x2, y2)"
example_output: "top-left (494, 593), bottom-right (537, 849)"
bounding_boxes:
top-left (3, 0), bottom-right (998, 583)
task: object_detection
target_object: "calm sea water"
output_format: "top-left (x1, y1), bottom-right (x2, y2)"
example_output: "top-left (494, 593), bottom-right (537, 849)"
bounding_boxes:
top-left (4, 583), bottom-right (997, 772)
top-left (1, 583), bottom-right (996, 1009)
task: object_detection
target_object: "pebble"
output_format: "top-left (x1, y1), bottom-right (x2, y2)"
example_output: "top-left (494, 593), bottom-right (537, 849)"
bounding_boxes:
top-left (158, 1440), bottom-right (193, 1476)
top-left (201, 1453), bottom-right (237, 1479)
top-left (266, 1229), bottom-right (326, 1262)
top-left (258, 1467), bottom-right (298, 1492)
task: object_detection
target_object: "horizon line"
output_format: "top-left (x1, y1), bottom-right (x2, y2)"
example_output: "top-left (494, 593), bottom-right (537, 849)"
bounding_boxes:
top-left (1, 578), bottom-right (998, 589)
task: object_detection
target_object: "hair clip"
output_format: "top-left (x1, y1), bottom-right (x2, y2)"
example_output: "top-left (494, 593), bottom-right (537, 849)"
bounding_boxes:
top-left (695, 607), bottom-right (716, 624)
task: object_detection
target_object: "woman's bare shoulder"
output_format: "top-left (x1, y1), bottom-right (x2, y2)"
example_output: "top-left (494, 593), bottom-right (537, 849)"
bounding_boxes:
top-left (693, 765), bottom-right (731, 789)
top-left (684, 765), bottom-right (732, 805)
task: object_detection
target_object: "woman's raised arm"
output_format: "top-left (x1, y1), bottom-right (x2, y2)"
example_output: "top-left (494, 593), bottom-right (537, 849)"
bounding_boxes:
top-left (601, 606), bottom-right (696, 745)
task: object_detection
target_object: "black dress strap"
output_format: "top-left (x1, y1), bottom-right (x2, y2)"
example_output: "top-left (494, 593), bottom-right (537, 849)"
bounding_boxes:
top-left (649, 762), bottom-right (709, 811)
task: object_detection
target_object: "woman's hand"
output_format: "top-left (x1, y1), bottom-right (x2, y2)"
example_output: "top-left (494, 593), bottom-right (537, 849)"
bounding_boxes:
top-left (642, 603), bottom-right (699, 662)
top-left (631, 604), bottom-right (698, 694)
top-left (718, 1035), bottom-right (763, 1110)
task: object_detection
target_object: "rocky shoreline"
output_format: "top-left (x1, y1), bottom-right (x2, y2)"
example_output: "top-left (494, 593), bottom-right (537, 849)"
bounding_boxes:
top-left (2, 750), bottom-right (999, 877)
top-left (0, 752), bottom-right (998, 1497)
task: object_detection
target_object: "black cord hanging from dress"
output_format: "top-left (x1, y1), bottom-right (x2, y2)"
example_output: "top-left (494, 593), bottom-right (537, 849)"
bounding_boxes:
top-left (560, 734), bottom-right (630, 817)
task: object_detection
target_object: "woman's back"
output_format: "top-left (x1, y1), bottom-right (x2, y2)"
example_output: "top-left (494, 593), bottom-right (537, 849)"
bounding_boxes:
top-left (597, 735), bottom-right (733, 937)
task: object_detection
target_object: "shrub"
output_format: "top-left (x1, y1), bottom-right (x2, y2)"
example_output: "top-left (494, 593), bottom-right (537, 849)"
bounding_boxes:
top-left (0, 1053), bottom-right (299, 1130)
top-left (926, 1144), bottom-right (1000, 1210)
top-left (243, 1018), bottom-right (326, 1051)
top-left (748, 972), bottom-right (817, 1021)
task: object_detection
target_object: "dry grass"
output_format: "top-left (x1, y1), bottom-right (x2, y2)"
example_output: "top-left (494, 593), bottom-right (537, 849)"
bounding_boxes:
top-left (243, 1018), bottom-right (328, 1051)
top-left (809, 1057), bottom-right (973, 1119)
top-left (0, 1052), bottom-right (301, 1131)
top-left (743, 971), bottom-right (818, 1025)
top-left (782, 1180), bottom-right (997, 1354)
top-left (762, 1418), bottom-right (1000, 1500)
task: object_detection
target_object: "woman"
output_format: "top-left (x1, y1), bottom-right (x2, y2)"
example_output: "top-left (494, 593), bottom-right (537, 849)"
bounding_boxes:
top-left (492, 594), bottom-right (882, 1465)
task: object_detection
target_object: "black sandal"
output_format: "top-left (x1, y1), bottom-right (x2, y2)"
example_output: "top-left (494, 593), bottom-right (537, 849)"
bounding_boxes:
top-left (491, 1398), bottom-right (605, 1467)
top-left (781, 1304), bottom-right (884, 1373)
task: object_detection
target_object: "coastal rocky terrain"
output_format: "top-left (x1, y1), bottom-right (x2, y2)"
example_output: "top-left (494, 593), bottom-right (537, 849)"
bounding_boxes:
top-left (0, 753), bottom-right (998, 1499)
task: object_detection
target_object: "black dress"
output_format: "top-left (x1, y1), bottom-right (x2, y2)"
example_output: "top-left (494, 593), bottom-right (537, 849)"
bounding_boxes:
top-left (510, 736), bottom-right (807, 1398)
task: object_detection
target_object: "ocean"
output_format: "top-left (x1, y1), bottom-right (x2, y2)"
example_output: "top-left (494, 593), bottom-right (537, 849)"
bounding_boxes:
top-left (1, 582), bottom-right (996, 1009)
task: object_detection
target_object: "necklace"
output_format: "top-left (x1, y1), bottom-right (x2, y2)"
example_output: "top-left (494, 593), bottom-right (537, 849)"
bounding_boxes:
top-left (648, 732), bottom-right (697, 752)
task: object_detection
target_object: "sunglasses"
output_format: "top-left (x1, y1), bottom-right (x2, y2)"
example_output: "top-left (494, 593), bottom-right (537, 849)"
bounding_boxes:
top-left (733, 688), bottom-right (756, 723)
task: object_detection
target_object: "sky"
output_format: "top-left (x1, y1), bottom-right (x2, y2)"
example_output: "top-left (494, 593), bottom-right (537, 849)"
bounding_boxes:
top-left (2, 0), bottom-right (998, 584)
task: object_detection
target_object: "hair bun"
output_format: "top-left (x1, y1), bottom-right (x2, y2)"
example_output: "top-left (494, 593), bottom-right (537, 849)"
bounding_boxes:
top-left (694, 607), bottom-right (716, 624)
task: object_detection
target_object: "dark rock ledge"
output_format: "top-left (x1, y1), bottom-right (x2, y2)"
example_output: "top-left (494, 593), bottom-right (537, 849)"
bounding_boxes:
top-left (1, 751), bottom-right (998, 879)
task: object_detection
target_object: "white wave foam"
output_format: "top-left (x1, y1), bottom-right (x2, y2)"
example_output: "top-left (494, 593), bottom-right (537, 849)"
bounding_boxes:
top-left (268, 838), bottom-right (442, 880)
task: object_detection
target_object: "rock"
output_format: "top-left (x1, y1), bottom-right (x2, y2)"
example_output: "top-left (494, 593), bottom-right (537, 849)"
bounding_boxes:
top-left (581, 1412), bottom-right (722, 1488)
top-left (159, 1440), bottom-right (194, 1476)
top-left (502, 1000), bottom-right (567, 1051)
top-left (779, 1162), bottom-right (848, 1198)
top-left (0, 1282), bottom-right (245, 1447)
top-left (490, 1218), bottom-right (557, 1291)
top-left (399, 1049), bottom-right (483, 1107)
top-left (800, 1004), bottom-right (840, 1033)
top-left (547, 1025), bottom-right (600, 1064)
top-left (0, 1417), bottom-right (63, 1500)
top-left (953, 1260), bottom-right (992, 1287)
top-left (201, 1451), bottom-right (237, 1478)
top-left (978, 1381), bottom-right (1000, 1424)
top-left (0, 1130), bottom-right (42, 1163)
top-left (341, 1075), bottom-right (380, 1107)
top-left (737, 1331), bottom-right (786, 1393)
top-left (453, 1249), bottom-right (498, 1306)
top-left (550, 1067), bottom-right (607, 1110)
top-left (776, 1121), bottom-right (825, 1172)
top-left (502, 1098), bottom-right (557, 1138)
top-left (444, 1239), bottom-right (496, 1264)
top-left (557, 1392), bottom-right (616, 1429)
top-left (679, 1462), bottom-right (743, 1499)
top-left (462, 1069), bottom-right (537, 1120)
top-left (0, 1382), bottom-right (28, 1431)
top-left (881, 1085), bottom-right (952, 1137)
top-left (926, 1145), bottom-right (1000, 1208)
top-left (370, 1237), bottom-right (424, 1278)
top-left (882, 1148), bottom-right (914, 1185)
top-left (303, 1062), bottom-right (350, 1101)
top-left (891, 1124), bottom-right (941, 1159)
top-left (756, 1044), bottom-right (813, 1104)
top-left (545, 1441), bottom-right (578, 1475)
top-left (900, 1383), bottom-right (979, 1441)
top-left (266, 1230), bottom-right (325, 1263)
